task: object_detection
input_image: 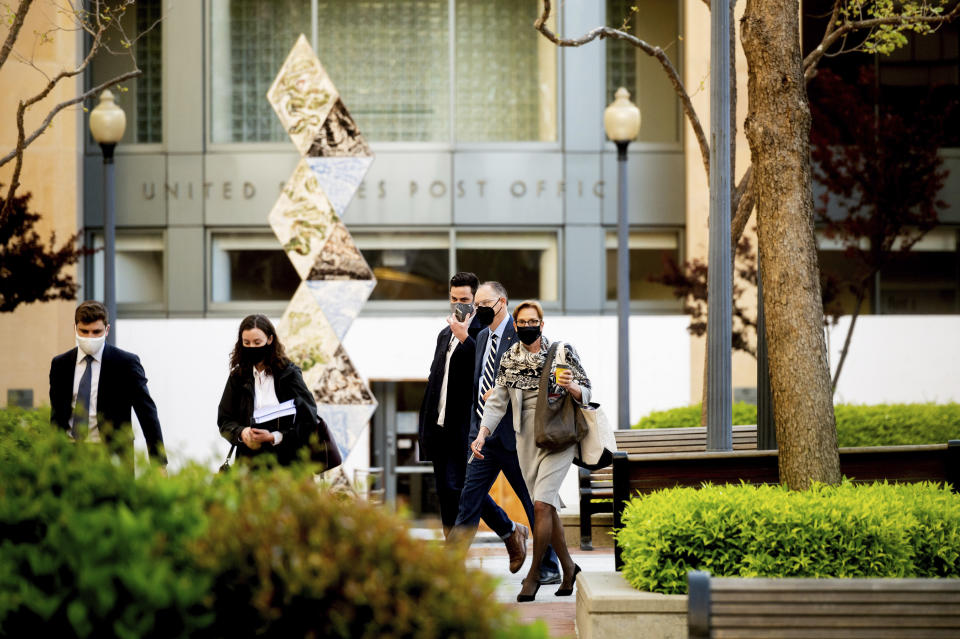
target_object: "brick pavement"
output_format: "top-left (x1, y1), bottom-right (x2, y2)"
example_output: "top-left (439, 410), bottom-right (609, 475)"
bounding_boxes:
top-left (467, 538), bottom-right (617, 639)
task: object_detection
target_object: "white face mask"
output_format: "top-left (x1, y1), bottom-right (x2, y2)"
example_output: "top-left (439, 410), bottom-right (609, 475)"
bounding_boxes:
top-left (76, 333), bottom-right (106, 356)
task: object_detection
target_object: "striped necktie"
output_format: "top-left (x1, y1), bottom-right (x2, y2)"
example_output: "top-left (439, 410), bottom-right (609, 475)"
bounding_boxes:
top-left (476, 333), bottom-right (499, 419)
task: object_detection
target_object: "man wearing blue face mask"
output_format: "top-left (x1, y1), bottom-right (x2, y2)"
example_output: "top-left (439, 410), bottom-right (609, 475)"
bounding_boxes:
top-left (49, 301), bottom-right (166, 466)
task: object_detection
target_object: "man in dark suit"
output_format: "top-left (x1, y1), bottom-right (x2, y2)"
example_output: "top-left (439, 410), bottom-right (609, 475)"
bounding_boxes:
top-left (452, 281), bottom-right (560, 583)
top-left (418, 273), bottom-right (527, 570)
top-left (49, 301), bottom-right (166, 466)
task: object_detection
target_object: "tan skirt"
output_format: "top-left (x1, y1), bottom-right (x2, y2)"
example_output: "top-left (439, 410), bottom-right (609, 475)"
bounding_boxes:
top-left (515, 389), bottom-right (575, 510)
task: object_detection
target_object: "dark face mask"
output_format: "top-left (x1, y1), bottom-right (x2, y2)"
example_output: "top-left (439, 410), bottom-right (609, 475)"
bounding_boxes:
top-left (241, 343), bottom-right (273, 368)
top-left (474, 300), bottom-right (500, 327)
top-left (516, 325), bottom-right (541, 345)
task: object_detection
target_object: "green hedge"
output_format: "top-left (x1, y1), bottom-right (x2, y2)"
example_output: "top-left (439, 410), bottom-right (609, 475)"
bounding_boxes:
top-left (616, 481), bottom-right (960, 595)
top-left (634, 403), bottom-right (758, 429)
top-left (634, 402), bottom-right (960, 446)
top-left (0, 410), bottom-right (548, 639)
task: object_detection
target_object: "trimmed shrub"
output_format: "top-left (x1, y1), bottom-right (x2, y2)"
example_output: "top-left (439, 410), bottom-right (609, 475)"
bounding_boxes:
top-left (634, 402), bottom-right (960, 446)
top-left (615, 481), bottom-right (960, 594)
top-left (0, 410), bottom-right (547, 639)
top-left (633, 403), bottom-right (757, 429)
top-left (834, 403), bottom-right (960, 446)
top-left (191, 470), bottom-right (544, 639)
top-left (0, 411), bottom-right (215, 638)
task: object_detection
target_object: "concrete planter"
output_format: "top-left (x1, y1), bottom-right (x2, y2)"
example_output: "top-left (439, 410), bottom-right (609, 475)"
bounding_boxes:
top-left (576, 572), bottom-right (687, 639)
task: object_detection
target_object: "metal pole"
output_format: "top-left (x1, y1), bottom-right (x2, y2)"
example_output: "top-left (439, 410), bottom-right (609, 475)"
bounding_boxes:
top-left (706, 0), bottom-right (732, 450)
top-left (616, 140), bottom-right (631, 430)
top-left (102, 143), bottom-right (117, 346)
top-left (757, 269), bottom-right (776, 449)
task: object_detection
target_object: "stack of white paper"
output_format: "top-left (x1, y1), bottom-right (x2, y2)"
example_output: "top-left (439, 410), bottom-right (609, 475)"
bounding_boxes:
top-left (253, 399), bottom-right (296, 424)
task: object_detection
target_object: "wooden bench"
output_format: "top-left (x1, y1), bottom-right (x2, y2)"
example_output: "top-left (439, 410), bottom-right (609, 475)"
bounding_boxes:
top-left (578, 425), bottom-right (758, 550)
top-left (611, 441), bottom-right (960, 569)
top-left (687, 570), bottom-right (960, 638)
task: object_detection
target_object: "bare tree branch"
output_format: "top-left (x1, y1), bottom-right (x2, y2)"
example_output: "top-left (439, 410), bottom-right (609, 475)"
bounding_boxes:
top-left (0, 67), bottom-right (140, 219)
top-left (0, 0), bottom-right (34, 73)
top-left (534, 0), bottom-right (711, 180)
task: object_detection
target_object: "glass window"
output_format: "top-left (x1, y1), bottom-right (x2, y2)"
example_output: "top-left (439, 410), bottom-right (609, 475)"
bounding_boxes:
top-left (88, 0), bottom-right (163, 144)
top-left (879, 229), bottom-right (959, 314)
top-left (210, 233), bottom-right (300, 302)
top-left (315, 0), bottom-right (450, 142)
top-left (354, 232), bottom-right (449, 301)
top-left (455, 232), bottom-right (558, 301)
top-left (605, 231), bottom-right (681, 303)
top-left (454, 0), bottom-right (557, 142)
top-left (211, 0), bottom-right (556, 144)
top-left (210, 0), bottom-right (309, 143)
top-left (817, 228), bottom-right (960, 315)
top-left (212, 0), bottom-right (449, 143)
top-left (606, 0), bottom-right (681, 144)
top-left (91, 232), bottom-right (165, 307)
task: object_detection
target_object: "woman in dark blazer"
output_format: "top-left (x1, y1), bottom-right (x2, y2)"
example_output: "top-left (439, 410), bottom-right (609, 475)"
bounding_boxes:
top-left (217, 314), bottom-right (319, 467)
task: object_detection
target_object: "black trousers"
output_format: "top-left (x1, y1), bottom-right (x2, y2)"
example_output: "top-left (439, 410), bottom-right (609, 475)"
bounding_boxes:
top-left (430, 423), bottom-right (512, 536)
top-left (454, 440), bottom-right (560, 574)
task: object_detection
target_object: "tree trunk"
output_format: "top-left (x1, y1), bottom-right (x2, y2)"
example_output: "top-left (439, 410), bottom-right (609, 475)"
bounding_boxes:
top-left (740, 0), bottom-right (840, 489)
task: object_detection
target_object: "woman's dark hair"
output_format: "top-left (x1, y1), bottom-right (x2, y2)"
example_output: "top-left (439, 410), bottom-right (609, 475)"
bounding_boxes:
top-left (229, 314), bottom-right (290, 376)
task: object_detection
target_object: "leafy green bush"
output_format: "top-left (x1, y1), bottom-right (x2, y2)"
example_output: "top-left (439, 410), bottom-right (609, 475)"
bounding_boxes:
top-left (616, 481), bottom-right (960, 594)
top-left (0, 410), bottom-right (215, 638)
top-left (633, 403), bottom-right (757, 429)
top-left (634, 402), bottom-right (960, 446)
top-left (0, 410), bottom-right (547, 639)
top-left (834, 403), bottom-right (960, 446)
top-left (191, 470), bottom-right (544, 639)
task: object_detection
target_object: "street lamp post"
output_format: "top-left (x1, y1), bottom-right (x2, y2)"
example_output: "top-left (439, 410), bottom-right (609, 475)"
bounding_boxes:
top-left (604, 88), bottom-right (641, 430)
top-left (89, 90), bottom-right (126, 346)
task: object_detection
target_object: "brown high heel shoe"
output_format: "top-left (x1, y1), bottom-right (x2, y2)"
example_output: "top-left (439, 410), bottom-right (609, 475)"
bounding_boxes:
top-left (555, 564), bottom-right (581, 596)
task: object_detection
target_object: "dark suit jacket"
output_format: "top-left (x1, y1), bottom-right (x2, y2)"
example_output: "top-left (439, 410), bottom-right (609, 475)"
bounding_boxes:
top-left (469, 320), bottom-right (518, 451)
top-left (49, 344), bottom-right (166, 465)
top-left (217, 362), bottom-right (318, 467)
top-left (417, 318), bottom-right (482, 462)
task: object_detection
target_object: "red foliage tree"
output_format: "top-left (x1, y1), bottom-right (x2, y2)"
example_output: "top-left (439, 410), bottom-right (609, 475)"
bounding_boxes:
top-left (809, 66), bottom-right (951, 388)
top-left (0, 189), bottom-right (88, 312)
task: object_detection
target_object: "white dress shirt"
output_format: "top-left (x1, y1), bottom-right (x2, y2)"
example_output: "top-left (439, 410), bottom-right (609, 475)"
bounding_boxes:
top-left (436, 334), bottom-right (458, 426)
top-left (253, 367), bottom-right (283, 445)
top-left (69, 341), bottom-right (105, 442)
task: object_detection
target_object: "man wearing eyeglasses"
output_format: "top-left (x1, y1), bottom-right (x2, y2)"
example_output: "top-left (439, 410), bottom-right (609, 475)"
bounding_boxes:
top-left (449, 281), bottom-right (561, 584)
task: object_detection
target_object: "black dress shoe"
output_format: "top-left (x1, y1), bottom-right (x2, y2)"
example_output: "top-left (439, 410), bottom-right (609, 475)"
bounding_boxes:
top-left (555, 564), bottom-right (581, 596)
top-left (538, 569), bottom-right (562, 585)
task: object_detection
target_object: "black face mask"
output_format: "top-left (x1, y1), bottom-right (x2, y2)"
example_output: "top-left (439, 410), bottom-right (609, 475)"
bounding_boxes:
top-left (475, 301), bottom-right (500, 327)
top-left (516, 325), bottom-right (541, 345)
top-left (241, 343), bottom-right (273, 368)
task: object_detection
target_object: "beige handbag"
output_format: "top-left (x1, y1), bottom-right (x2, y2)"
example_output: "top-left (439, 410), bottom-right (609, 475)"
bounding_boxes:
top-left (574, 402), bottom-right (617, 470)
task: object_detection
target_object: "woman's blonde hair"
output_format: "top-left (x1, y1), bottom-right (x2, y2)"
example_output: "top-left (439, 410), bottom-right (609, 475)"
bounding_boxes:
top-left (512, 299), bottom-right (543, 322)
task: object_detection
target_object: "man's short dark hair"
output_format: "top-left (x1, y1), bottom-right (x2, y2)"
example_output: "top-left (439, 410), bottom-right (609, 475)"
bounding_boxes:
top-left (75, 300), bottom-right (108, 325)
top-left (481, 280), bottom-right (508, 302)
top-left (450, 272), bottom-right (479, 294)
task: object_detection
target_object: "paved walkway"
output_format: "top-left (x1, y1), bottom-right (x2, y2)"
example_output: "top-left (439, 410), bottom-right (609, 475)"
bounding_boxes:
top-left (466, 535), bottom-right (616, 639)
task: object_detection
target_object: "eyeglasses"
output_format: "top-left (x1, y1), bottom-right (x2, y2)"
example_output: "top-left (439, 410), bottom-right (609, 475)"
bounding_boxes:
top-left (515, 319), bottom-right (541, 327)
top-left (476, 298), bottom-right (500, 308)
